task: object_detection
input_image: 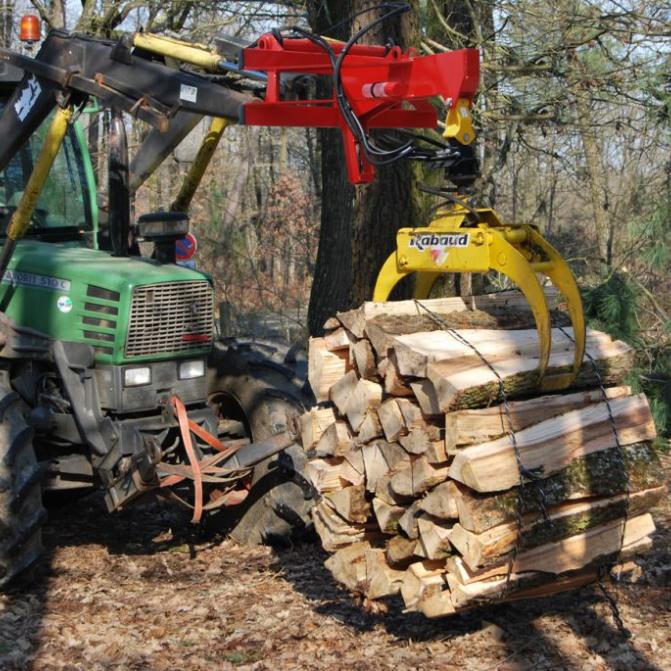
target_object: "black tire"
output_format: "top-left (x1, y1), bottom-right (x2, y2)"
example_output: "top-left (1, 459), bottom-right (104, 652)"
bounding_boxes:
top-left (207, 338), bottom-right (315, 545)
top-left (0, 388), bottom-right (45, 588)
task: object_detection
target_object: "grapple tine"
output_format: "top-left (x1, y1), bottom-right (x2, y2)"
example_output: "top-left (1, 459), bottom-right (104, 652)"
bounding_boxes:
top-left (488, 230), bottom-right (552, 381)
top-left (414, 271), bottom-right (441, 299)
top-left (527, 229), bottom-right (586, 391)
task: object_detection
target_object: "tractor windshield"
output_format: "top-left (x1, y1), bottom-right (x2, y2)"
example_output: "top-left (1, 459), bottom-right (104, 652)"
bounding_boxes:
top-left (0, 104), bottom-right (95, 237)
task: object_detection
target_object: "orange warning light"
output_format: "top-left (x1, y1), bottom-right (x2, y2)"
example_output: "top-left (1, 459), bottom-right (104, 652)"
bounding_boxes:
top-left (19, 15), bottom-right (41, 43)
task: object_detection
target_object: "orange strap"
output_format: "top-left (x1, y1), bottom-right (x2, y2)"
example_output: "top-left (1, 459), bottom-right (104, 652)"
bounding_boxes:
top-left (171, 395), bottom-right (203, 523)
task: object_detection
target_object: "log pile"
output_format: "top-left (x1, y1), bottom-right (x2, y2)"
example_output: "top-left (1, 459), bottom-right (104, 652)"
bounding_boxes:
top-left (300, 292), bottom-right (664, 617)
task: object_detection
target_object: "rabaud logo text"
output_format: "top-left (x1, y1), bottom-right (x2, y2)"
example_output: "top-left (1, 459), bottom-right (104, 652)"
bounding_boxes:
top-left (409, 233), bottom-right (470, 251)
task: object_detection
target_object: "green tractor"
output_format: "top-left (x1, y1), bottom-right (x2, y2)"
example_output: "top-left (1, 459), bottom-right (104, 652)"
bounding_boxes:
top-left (0, 38), bottom-right (314, 586)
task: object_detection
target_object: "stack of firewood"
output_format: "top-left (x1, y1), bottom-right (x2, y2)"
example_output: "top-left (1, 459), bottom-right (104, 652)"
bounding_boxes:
top-left (301, 292), bottom-right (663, 617)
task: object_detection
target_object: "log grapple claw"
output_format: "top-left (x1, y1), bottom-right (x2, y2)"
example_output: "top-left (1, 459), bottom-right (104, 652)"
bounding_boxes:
top-left (373, 202), bottom-right (586, 391)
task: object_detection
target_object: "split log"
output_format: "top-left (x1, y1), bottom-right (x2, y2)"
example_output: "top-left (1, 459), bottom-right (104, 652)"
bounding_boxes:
top-left (386, 536), bottom-right (419, 568)
top-left (334, 290), bottom-right (554, 339)
top-left (462, 513), bottom-right (654, 576)
top-left (448, 394), bottom-right (656, 492)
top-left (417, 481), bottom-right (459, 520)
top-left (454, 441), bottom-right (664, 533)
top-left (445, 386), bottom-right (632, 451)
top-left (356, 409), bottom-right (384, 444)
top-left (426, 339), bottom-right (634, 412)
top-left (353, 339), bottom-right (378, 380)
top-left (400, 560), bottom-right (448, 610)
top-left (314, 421), bottom-right (353, 457)
top-left (417, 518), bottom-right (452, 560)
top-left (330, 369), bottom-right (359, 415)
top-left (398, 500), bottom-right (424, 539)
top-left (324, 541), bottom-right (371, 591)
top-left (300, 407), bottom-right (337, 451)
top-left (448, 568), bottom-right (599, 610)
top-left (384, 354), bottom-right (413, 397)
top-left (390, 456), bottom-right (450, 498)
top-left (373, 498), bottom-right (406, 534)
top-left (448, 487), bottom-right (664, 569)
top-left (345, 379), bottom-right (383, 431)
top-left (305, 456), bottom-right (364, 493)
top-left (393, 327), bottom-right (607, 378)
top-left (378, 398), bottom-right (407, 442)
top-left (323, 485), bottom-right (371, 524)
top-left (313, 501), bottom-right (370, 552)
top-left (324, 326), bottom-right (355, 351)
top-left (410, 379), bottom-right (443, 417)
top-left (362, 440), bottom-right (411, 495)
top-left (365, 549), bottom-right (406, 599)
top-left (308, 338), bottom-right (350, 402)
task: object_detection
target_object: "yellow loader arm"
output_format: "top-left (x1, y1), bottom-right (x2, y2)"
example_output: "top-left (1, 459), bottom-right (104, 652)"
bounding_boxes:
top-left (373, 201), bottom-right (586, 391)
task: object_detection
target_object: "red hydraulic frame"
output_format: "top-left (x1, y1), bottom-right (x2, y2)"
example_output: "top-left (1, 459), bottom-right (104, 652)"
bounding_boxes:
top-left (240, 34), bottom-right (480, 184)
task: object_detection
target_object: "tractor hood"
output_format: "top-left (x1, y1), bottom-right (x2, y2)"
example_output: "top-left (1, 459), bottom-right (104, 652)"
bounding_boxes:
top-left (0, 240), bottom-right (214, 365)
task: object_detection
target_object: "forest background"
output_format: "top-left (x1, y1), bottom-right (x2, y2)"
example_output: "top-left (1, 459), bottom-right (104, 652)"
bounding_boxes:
top-left (1, 0), bottom-right (669, 436)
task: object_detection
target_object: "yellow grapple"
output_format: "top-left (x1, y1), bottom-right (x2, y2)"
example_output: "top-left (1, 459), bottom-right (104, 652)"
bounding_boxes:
top-left (373, 200), bottom-right (586, 391)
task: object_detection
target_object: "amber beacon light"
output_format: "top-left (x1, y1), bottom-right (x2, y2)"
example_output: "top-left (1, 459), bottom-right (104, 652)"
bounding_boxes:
top-left (19, 15), bottom-right (41, 44)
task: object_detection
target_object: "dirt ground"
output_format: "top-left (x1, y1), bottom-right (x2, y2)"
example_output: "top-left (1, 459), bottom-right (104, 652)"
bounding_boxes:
top-left (1, 454), bottom-right (669, 671)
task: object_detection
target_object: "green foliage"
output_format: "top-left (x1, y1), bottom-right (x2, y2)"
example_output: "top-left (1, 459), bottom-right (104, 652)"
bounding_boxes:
top-left (582, 273), bottom-right (641, 345)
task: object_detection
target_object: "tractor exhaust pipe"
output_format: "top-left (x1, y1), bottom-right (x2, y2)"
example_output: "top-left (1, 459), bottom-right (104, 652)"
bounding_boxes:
top-left (108, 109), bottom-right (130, 257)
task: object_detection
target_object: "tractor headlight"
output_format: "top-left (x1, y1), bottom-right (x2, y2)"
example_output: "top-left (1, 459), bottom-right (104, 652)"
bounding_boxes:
top-left (178, 359), bottom-right (205, 380)
top-left (123, 366), bottom-right (152, 387)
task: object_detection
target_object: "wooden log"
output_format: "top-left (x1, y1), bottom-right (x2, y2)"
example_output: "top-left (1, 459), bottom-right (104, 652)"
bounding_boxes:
top-left (425, 440), bottom-right (448, 464)
top-left (308, 337), bottom-right (350, 402)
top-left (312, 501), bottom-right (369, 552)
top-left (373, 498), bottom-right (406, 534)
top-left (393, 327), bottom-right (608, 378)
top-left (353, 338), bottom-right (378, 380)
top-left (454, 442), bottom-right (664, 534)
top-left (390, 456), bottom-right (450, 498)
top-left (314, 421), bottom-right (353, 457)
top-left (427, 339), bottom-right (634, 412)
top-left (324, 541), bottom-right (371, 591)
top-left (400, 560), bottom-right (448, 610)
top-left (448, 487), bottom-right (664, 569)
top-left (378, 399), bottom-right (407, 442)
top-left (365, 549), bottom-right (406, 599)
top-left (362, 442), bottom-right (388, 493)
top-left (300, 406), bottom-right (337, 451)
top-left (448, 394), bottom-right (656, 492)
top-left (448, 568), bottom-right (599, 610)
top-left (395, 398), bottom-right (428, 430)
top-left (324, 326), bottom-right (356, 351)
top-left (399, 428), bottom-right (443, 456)
top-left (447, 527), bottom-right (654, 608)
top-left (445, 386), bottom-right (632, 451)
top-left (330, 369), bottom-right (359, 415)
top-left (323, 485), bottom-right (371, 524)
top-left (464, 513), bottom-right (655, 576)
top-left (410, 379), bottom-right (442, 417)
top-left (334, 290), bottom-right (553, 340)
top-left (417, 590), bottom-right (456, 618)
top-left (361, 440), bottom-right (411, 495)
top-left (384, 354), bottom-right (413, 397)
top-left (345, 379), bottom-right (383, 431)
top-left (356, 409), bottom-right (384, 444)
top-left (417, 481), bottom-right (460, 520)
top-left (398, 500), bottom-right (424, 539)
top-left (386, 535), bottom-right (419, 568)
top-left (305, 456), bottom-right (364, 493)
top-left (417, 518), bottom-right (453, 560)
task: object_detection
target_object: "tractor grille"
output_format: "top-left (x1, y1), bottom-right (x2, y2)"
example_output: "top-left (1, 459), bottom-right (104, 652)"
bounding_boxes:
top-left (125, 281), bottom-right (214, 357)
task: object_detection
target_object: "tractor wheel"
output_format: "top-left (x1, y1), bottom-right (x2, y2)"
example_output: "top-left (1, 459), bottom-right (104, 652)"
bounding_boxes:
top-left (0, 388), bottom-right (45, 587)
top-left (207, 338), bottom-right (315, 545)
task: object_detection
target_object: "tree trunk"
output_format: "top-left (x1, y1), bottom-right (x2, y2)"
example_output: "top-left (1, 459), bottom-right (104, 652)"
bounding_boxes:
top-left (308, 1), bottom-right (421, 335)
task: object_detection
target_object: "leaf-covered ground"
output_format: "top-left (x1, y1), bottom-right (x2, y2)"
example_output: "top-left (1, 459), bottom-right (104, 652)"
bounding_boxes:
top-left (1, 454), bottom-right (669, 671)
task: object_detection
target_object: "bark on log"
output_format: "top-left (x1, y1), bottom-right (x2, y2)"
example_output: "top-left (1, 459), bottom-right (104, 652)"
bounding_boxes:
top-left (454, 442), bottom-right (664, 533)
